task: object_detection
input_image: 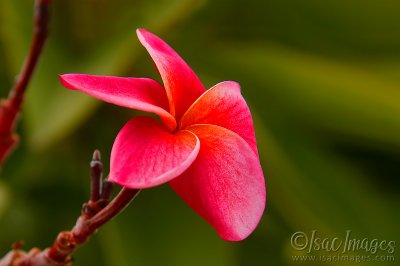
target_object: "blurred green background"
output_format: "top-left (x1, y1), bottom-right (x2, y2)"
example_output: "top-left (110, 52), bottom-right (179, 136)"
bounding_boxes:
top-left (1, 0), bottom-right (399, 265)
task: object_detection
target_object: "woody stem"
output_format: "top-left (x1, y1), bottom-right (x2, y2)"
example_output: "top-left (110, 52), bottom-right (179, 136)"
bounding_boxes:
top-left (0, 0), bottom-right (51, 165)
top-left (45, 188), bottom-right (140, 264)
top-left (0, 150), bottom-right (140, 266)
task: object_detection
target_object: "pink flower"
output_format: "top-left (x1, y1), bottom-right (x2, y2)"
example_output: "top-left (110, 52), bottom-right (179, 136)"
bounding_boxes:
top-left (60, 29), bottom-right (266, 241)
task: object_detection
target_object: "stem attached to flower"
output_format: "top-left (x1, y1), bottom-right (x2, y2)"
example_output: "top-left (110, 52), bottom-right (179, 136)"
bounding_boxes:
top-left (0, 0), bottom-right (51, 165)
top-left (0, 150), bottom-right (141, 266)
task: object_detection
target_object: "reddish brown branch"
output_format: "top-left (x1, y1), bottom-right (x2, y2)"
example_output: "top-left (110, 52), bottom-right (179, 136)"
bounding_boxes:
top-left (0, 0), bottom-right (51, 165)
top-left (0, 151), bottom-right (141, 266)
top-left (42, 188), bottom-right (140, 265)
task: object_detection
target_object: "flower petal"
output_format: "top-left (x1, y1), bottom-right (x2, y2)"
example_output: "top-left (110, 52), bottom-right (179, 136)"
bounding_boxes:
top-left (109, 116), bottom-right (200, 188)
top-left (60, 74), bottom-right (176, 131)
top-left (137, 29), bottom-right (206, 120)
top-left (180, 81), bottom-right (258, 156)
top-left (170, 124), bottom-right (266, 241)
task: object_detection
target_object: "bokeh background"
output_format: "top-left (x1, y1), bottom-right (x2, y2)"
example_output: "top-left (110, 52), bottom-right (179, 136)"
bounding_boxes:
top-left (1, 0), bottom-right (399, 265)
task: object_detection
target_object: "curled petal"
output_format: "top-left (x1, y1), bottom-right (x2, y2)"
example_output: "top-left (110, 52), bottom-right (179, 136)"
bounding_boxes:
top-left (137, 29), bottom-right (206, 120)
top-left (180, 81), bottom-right (258, 156)
top-left (60, 74), bottom-right (176, 131)
top-left (170, 124), bottom-right (266, 241)
top-left (109, 117), bottom-right (200, 188)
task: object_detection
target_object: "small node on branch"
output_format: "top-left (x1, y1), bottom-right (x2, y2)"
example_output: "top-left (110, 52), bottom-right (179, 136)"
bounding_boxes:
top-left (92, 149), bottom-right (101, 161)
top-left (81, 203), bottom-right (95, 217)
top-left (11, 240), bottom-right (25, 250)
top-left (89, 149), bottom-right (102, 202)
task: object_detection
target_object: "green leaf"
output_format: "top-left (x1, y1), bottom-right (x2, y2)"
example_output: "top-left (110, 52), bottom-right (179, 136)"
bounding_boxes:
top-left (0, 0), bottom-right (32, 77)
top-left (196, 42), bottom-right (400, 150)
top-left (0, 181), bottom-right (10, 219)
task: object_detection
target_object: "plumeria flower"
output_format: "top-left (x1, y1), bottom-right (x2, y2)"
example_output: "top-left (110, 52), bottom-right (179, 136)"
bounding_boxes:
top-left (60, 29), bottom-right (266, 241)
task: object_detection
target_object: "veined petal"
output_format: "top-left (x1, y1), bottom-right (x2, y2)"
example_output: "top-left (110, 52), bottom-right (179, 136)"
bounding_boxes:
top-left (170, 124), bottom-right (266, 241)
top-left (109, 117), bottom-right (200, 189)
top-left (137, 29), bottom-right (206, 120)
top-left (180, 81), bottom-right (258, 156)
top-left (60, 74), bottom-right (176, 131)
